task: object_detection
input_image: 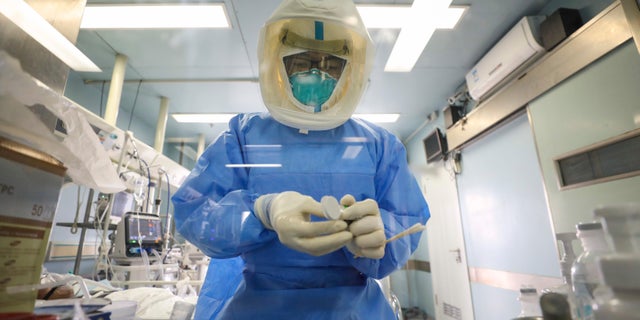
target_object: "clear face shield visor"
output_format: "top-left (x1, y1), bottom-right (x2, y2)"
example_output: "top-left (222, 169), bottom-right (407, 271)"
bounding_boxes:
top-left (283, 51), bottom-right (347, 112)
top-left (283, 51), bottom-right (347, 80)
top-left (279, 28), bottom-right (350, 112)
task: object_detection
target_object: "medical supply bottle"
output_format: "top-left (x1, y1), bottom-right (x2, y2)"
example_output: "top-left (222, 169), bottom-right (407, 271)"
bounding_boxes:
top-left (543, 232), bottom-right (578, 318)
top-left (592, 203), bottom-right (640, 319)
top-left (515, 287), bottom-right (542, 318)
top-left (592, 255), bottom-right (640, 319)
top-left (571, 222), bottom-right (609, 320)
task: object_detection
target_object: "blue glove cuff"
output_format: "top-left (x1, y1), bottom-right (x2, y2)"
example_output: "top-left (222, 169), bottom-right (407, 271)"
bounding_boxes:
top-left (254, 193), bottom-right (278, 229)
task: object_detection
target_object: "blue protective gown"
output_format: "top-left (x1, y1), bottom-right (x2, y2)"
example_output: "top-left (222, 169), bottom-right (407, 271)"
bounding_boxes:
top-left (172, 113), bottom-right (430, 319)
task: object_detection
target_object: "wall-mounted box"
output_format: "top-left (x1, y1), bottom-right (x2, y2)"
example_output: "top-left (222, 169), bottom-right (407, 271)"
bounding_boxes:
top-left (540, 8), bottom-right (583, 51)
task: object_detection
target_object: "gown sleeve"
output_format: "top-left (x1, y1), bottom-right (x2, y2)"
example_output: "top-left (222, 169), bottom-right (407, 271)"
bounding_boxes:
top-left (343, 129), bottom-right (430, 278)
top-left (171, 115), bottom-right (276, 258)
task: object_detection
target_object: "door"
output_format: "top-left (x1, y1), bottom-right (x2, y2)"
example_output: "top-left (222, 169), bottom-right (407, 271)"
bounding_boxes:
top-left (422, 161), bottom-right (474, 320)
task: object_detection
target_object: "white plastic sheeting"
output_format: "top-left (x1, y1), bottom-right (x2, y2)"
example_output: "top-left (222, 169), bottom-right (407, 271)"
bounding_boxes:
top-left (0, 51), bottom-right (124, 193)
top-left (106, 287), bottom-right (197, 320)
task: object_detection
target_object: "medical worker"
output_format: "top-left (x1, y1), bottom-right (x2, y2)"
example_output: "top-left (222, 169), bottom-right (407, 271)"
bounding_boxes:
top-left (172, 0), bottom-right (430, 318)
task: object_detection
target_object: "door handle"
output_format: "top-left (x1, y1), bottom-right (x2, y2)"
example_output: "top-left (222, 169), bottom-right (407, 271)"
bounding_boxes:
top-left (449, 248), bottom-right (462, 263)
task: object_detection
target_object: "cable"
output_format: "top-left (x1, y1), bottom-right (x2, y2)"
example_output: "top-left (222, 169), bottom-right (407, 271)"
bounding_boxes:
top-left (164, 171), bottom-right (171, 233)
top-left (70, 186), bottom-right (86, 234)
top-left (126, 80), bottom-right (143, 131)
top-left (92, 199), bottom-right (112, 281)
top-left (151, 249), bottom-right (164, 280)
top-left (162, 170), bottom-right (173, 251)
top-left (138, 158), bottom-right (151, 213)
top-left (154, 170), bottom-right (163, 217)
top-left (127, 138), bottom-right (151, 212)
top-left (99, 81), bottom-right (105, 118)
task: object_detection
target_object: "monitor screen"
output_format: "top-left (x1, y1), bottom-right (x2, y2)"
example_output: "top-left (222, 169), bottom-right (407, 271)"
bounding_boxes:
top-left (423, 128), bottom-right (447, 163)
top-left (125, 215), bottom-right (163, 243)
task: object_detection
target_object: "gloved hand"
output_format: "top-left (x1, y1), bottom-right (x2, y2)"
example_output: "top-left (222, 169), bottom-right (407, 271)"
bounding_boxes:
top-left (254, 191), bottom-right (353, 256)
top-left (340, 194), bottom-right (386, 259)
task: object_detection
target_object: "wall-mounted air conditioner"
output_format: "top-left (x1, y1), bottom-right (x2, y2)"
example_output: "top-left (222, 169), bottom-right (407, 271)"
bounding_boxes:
top-left (465, 16), bottom-right (546, 101)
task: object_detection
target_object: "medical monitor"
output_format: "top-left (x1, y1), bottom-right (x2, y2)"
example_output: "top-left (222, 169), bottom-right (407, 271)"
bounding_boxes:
top-left (110, 212), bottom-right (164, 260)
top-left (423, 128), bottom-right (448, 163)
top-left (125, 213), bottom-right (163, 244)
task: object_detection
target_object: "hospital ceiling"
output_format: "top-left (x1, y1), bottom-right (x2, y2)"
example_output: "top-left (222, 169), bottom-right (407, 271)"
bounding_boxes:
top-left (70, 0), bottom-right (557, 149)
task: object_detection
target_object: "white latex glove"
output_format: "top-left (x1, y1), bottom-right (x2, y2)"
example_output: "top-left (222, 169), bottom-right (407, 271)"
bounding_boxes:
top-left (254, 191), bottom-right (353, 256)
top-left (340, 194), bottom-right (386, 259)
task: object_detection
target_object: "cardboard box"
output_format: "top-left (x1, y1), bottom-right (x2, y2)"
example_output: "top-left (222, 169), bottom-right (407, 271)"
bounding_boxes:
top-left (0, 137), bottom-right (66, 313)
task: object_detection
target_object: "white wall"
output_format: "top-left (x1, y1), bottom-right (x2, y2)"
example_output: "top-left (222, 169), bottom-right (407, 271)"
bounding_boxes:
top-left (529, 41), bottom-right (640, 234)
top-left (393, 116), bottom-right (446, 318)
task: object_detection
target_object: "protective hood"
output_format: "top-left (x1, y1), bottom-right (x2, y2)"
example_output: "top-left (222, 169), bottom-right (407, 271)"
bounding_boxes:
top-left (258, 0), bottom-right (375, 132)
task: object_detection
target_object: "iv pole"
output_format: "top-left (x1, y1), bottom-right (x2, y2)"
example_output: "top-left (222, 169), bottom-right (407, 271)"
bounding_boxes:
top-left (95, 131), bottom-right (133, 276)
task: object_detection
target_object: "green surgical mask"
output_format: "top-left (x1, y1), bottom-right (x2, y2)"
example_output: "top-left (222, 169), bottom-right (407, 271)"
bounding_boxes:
top-left (288, 68), bottom-right (338, 112)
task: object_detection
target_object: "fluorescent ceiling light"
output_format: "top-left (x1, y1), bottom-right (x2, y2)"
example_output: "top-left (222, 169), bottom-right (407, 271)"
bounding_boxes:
top-left (81, 4), bottom-right (230, 29)
top-left (0, 0), bottom-right (101, 72)
top-left (354, 114), bottom-right (400, 123)
top-left (172, 113), bottom-right (399, 124)
top-left (357, 5), bottom-right (465, 29)
top-left (383, 0), bottom-right (458, 72)
top-left (357, 6), bottom-right (411, 29)
top-left (172, 113), bottom-right (237, 123)
top-left (437, 7), bottom-right (466, 29)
